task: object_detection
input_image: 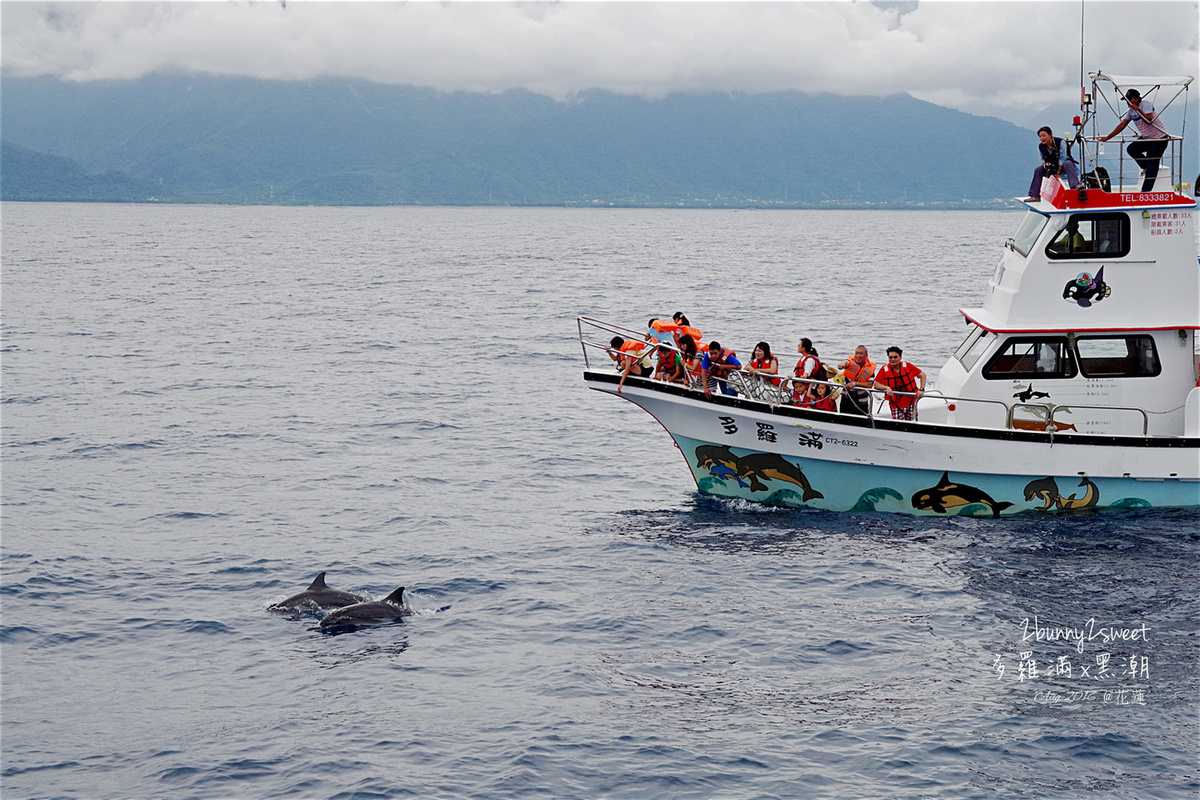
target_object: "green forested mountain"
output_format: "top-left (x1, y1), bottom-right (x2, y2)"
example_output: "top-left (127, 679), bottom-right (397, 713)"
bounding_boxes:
top-left (3, 74), bottom-right (1046, 207)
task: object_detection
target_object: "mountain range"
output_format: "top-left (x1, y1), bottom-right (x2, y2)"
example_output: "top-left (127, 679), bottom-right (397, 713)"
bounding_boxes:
top-left (3, 74), bottom-right (1192, 208)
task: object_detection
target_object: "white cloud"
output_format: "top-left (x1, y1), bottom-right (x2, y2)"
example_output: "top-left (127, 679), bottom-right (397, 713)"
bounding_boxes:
top-left (1, 1), bottom-right (1196, 123)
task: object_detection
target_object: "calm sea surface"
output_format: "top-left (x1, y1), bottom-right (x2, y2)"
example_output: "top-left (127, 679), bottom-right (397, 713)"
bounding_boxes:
top-left (2, 202), bottom-right (1197, 800)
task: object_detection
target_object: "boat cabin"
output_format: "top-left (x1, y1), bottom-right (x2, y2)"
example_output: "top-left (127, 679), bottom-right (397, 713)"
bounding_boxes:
top-left (935, 72), bottom-right (1198, 438)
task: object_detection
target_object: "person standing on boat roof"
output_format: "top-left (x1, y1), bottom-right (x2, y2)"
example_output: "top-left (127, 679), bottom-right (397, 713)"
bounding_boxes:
top-left (837, 345), bottom-right (877, 416)
top-left (1100, 89), bottom-right (1170, 192)
top-left (873, 347), bottom-right (926, 421)
top-left (700, 341), bottom-right (742, 398)
top-left (1025, 126), bottom-right (1079, 201)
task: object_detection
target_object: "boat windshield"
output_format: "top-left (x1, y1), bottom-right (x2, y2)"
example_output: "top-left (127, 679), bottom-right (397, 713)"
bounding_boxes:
top-left (1011, 211), bottom-right (1049, 257)
top-left (952, 325), bottom-right (993, 372)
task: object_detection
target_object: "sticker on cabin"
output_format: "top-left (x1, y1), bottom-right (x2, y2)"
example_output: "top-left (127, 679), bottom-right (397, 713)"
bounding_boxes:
top-left (1063, 266), bottom-right (1111, 308)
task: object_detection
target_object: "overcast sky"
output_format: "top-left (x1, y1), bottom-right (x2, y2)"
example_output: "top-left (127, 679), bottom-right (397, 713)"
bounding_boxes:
top-left (2, 1), bottom-right (1196, 124)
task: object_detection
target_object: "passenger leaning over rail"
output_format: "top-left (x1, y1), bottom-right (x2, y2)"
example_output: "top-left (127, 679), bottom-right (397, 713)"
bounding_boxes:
top-left (873, 347), bottom-right (927, 421)
top-left (608, 336), bottom-right (653, 394)
top-left (1100, 89), bottom-right (1170, 192)
top-left (670, 312), bottom-right (703, 348)
top-left (700, 341), bottom-right (741, 398)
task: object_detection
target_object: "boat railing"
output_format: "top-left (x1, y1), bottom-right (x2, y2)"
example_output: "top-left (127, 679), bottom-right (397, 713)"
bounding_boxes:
top-left (1053, 404), bottom-right (1149, 438)
top-left (1076, 133), bottom-right (1189, 194)
top-left (579, 317), bottom-right (1155, 436)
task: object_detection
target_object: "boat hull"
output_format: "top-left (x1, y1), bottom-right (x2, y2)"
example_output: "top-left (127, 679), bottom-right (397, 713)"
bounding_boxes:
top-left (586, 372), bottom-right (1200, 516)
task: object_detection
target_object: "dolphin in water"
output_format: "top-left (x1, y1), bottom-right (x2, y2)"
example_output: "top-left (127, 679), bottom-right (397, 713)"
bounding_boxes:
top-left (317, 587), bottom-right (413, 629)
top-left (269, 571), bottom-right (365, 613)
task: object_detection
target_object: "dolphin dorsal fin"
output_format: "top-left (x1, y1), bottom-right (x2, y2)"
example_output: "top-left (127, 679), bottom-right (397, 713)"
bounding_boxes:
top-left (384, 586), bottom-right (406, 605)
top-left (308, 572), bottom-right (328, 590)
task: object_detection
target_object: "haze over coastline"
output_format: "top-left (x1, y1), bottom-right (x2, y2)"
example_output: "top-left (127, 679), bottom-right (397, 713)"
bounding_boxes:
top-left (2, 2), bottom-right (1197, 205)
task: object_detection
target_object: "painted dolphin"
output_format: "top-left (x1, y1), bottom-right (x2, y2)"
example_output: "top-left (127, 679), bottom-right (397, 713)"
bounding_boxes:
top-left (913, 472), bottom-right (1014, 518)
top-left (317, 587), bottom-right (412, 629)
top-left (1057, 476), bottom-right (1100, 510)
top-left (1023, 476), bottom-right (1060, 511)
top-left (709, 464), bottom-right (750, 488)
top-left (695, 444), bottom-right (738, 470)
top-left (269, 571), bottom-right (365, 613)
top-left (735, 453), bottom-right (823, 502)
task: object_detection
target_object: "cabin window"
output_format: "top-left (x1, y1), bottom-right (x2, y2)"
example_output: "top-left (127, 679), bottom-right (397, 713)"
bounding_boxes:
top-left (1045, 213), bottom-right (1129, 259)
top-left (953, 326), bottom-right (993, 372)
top-left (1011, 211), bottom-right (1049, 257)
top-left (982, 338), bottom-right (1077, 380)
top-left (1074, 335), bottom-right (1160, 377)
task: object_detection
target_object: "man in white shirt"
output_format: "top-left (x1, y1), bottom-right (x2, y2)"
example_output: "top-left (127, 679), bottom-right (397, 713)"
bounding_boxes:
top-left (1100, 89), bottom-right (1170, 192)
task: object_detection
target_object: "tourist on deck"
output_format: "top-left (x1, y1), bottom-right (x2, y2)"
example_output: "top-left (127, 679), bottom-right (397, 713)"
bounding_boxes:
top-left (798, 380), bottom-right (837, 412)
top-left (671, 312), bottom-right (704, 348)
top-left (677, 334), bottom-right (702, 387)
top-left (646, 318), bottom-right (677, 347)
top-left (746, 342), bottom-right (781, 387)
top-left (654, 344), bottom-right (688, 385)
top-left (609, 336), bottom-right (653, 393)
top-left (1100, 89), bottom-right (1170, 192)
top-left (700, 341), bottom-right (742, 398)
top-left (837, 345), bottom-right (877, 416)
top-left (791, 338), bottom-right (824, 399)
top-left (1025, 126), bottom-right (1079, 201)
top-left (873, 347), bottom-right (927, 421)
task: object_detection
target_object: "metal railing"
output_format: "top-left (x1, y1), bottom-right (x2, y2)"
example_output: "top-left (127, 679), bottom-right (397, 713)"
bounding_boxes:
top-left (579, 316), bottom-right (1156, 436)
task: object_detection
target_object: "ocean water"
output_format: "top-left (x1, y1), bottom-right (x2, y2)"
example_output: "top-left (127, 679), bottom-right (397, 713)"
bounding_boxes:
top-left (2, 202), bottom-right (1197, 800)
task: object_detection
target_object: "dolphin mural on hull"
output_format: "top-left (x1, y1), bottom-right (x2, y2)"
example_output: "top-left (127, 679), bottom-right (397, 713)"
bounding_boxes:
top-left (912, 472), bottom-right (1014, 518)
top-left (695, 445), bottom-right (823, 502)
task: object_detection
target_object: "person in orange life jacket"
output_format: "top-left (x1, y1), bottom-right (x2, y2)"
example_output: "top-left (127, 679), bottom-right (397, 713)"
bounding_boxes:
top-left (745, 341), bottom-right (781, 386)
top-left (700, 341), bottom-right (742, 398)
top-left (1100, 89), bottom-right (1170, 192)
top-left (836, 345), bottom-right (877, 416)
top-left (1025, 126), bottom-right (1079, 201)
top-left (654, 344), bottom-right (688, 385)
top-left (791, 338), bottom-right (824, 401)
top-left (608, 336), bottom-right (653, 394)
top-left (671, 312), bottom-right (703, 348)
top-left (872, 346), bottom-right (926, 421)
top-left (646, 318), bottom-right (677, 346)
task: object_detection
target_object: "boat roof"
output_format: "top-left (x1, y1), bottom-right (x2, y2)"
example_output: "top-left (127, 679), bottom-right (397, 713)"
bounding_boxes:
top-left (1092, 72), bottom-right (1195, 88)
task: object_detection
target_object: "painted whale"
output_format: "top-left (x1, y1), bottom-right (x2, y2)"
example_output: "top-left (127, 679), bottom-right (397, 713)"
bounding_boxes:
top-left (912, 472), bottom-right (1014, 518)
top-left (317, 587), bottom-right (413, 629)
top-left (269, 571), bottom-right (365, 612)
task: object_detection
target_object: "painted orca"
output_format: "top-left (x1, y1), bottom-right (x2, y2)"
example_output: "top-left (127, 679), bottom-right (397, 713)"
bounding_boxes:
top-left (317, 587), bottom-right (412, 629)
top-left (912, 472), bottom-right (1014, 518)
top-left (269, 571), bottom-right (365, 613)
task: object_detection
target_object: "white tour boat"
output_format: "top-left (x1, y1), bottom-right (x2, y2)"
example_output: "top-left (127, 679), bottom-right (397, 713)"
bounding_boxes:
top-left (578, 72), bottom-right (1199, 516)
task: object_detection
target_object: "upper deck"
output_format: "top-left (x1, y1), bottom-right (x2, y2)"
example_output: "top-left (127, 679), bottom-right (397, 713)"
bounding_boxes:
top-left (962, 71), bottom-right (1197, 335)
